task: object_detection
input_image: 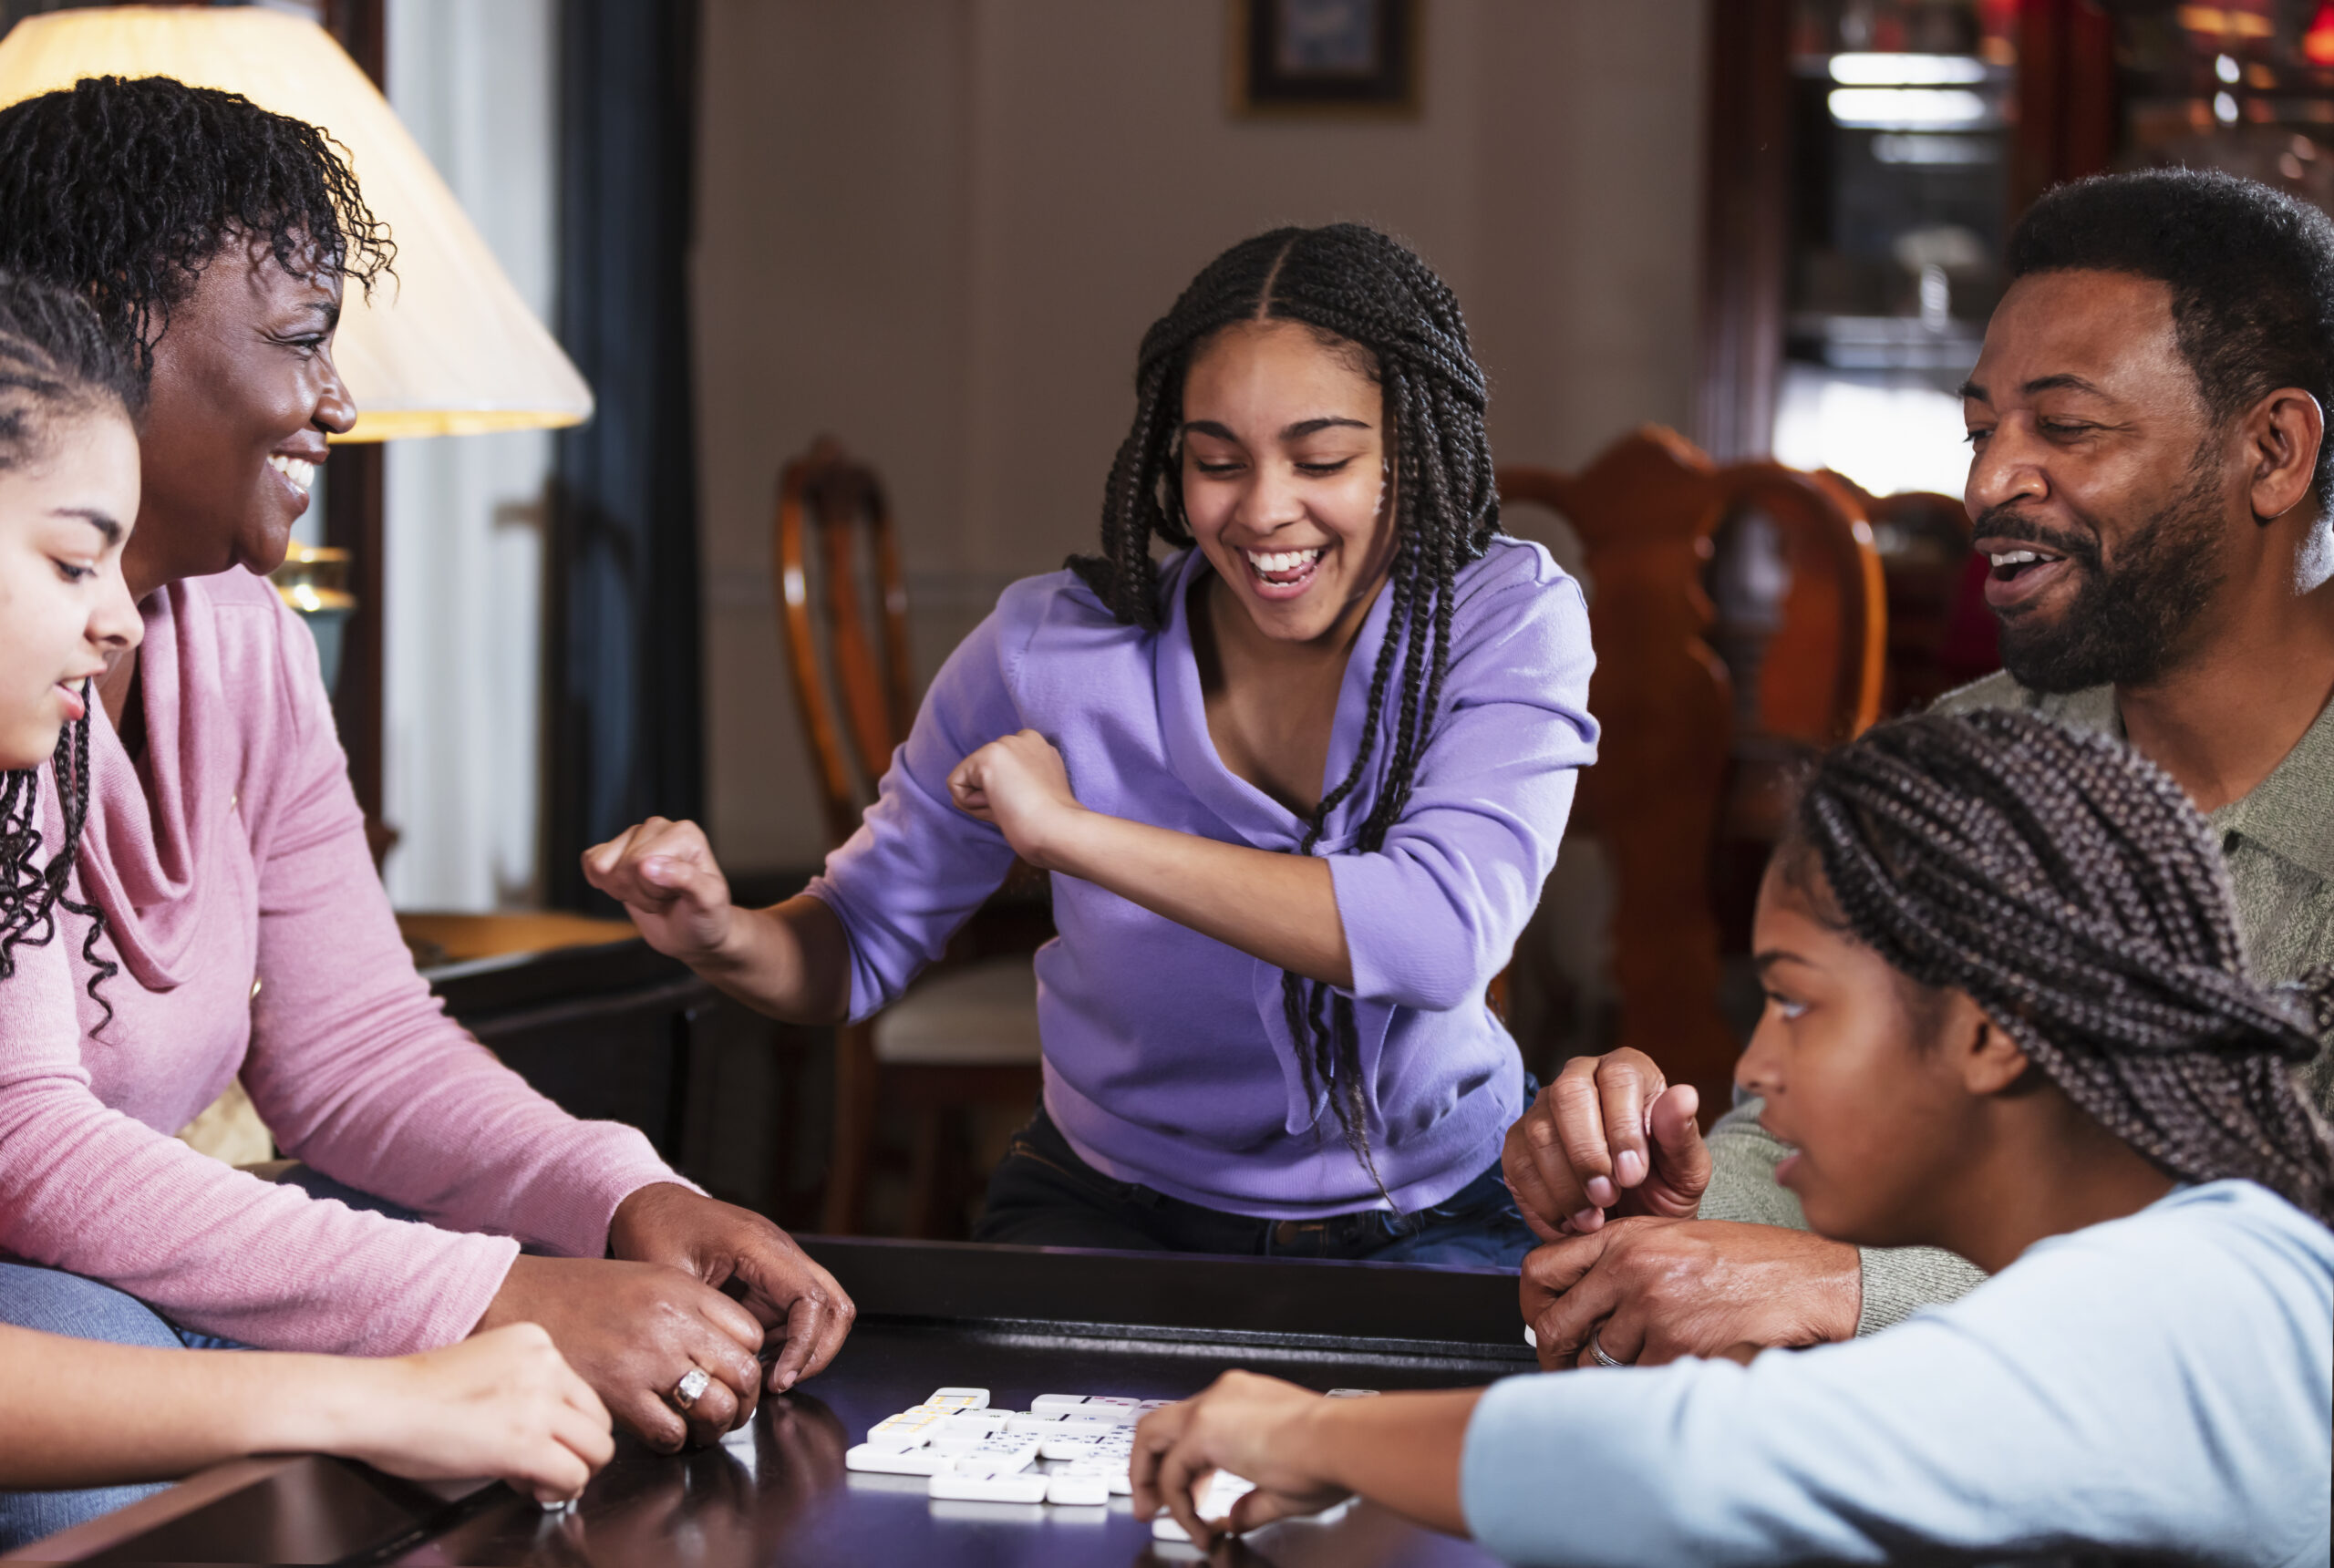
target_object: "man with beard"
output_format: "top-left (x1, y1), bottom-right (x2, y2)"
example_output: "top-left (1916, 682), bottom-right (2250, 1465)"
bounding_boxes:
top-left (1503, 166), bottom-right (2334, 1367)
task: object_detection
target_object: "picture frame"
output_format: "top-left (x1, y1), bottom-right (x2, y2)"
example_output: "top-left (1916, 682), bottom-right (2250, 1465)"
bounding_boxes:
top-left (1231, 0), bottom-right (1420, 118)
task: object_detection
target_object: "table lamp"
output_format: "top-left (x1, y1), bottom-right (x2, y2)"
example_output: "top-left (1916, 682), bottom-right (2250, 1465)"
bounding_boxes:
top-left (0, 4), bottom-right (592, 439)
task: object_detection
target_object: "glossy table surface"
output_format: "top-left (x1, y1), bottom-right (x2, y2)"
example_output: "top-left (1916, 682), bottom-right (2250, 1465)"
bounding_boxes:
top-left (27, 1238), bottom-right (1536, 1566)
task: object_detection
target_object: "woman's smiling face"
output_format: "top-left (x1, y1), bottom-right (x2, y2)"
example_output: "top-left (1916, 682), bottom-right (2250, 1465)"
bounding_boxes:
top-left (125, 231), bottom-right (355, 597)
top-left (1179, 319), bottom-right (1397, 646)
top-left (0, 408), bottom-right (142, 769)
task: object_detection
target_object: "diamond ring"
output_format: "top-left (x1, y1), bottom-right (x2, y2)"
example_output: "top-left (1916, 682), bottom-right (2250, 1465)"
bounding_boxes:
top-left (672, 1367), bottom-right (711, 1409)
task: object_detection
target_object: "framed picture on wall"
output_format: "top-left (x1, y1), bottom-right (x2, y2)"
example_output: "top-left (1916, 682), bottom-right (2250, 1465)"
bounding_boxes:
top-left (1232, 0), bottom-right (1420, 117)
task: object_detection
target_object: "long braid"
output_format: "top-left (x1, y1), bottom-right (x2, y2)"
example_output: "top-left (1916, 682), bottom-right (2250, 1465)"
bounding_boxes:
top-left (0, 271), bottom-right (139, 1017)
top-left (1792, 709), bottom-right (2334, 1223)
top-left (1076, 223), bottom-right (1500, 1200)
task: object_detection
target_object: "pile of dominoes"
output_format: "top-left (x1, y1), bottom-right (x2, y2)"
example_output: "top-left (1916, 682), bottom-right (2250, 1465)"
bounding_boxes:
top-left (843, 1386), bottom-right (1171, 1508)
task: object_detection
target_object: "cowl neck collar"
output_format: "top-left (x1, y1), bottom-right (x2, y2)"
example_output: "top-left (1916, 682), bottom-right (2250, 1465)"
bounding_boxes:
top-left (46, 583), bottom-right (232, 992)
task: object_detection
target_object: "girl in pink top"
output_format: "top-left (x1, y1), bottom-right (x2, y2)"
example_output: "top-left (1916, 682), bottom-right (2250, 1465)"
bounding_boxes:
top-left (0, 77), bottom-right (849, 1544)
top-left (0, 270), bottom-right (611, 1537)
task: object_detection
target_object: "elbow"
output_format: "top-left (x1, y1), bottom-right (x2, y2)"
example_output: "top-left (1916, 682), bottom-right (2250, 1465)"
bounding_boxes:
top-left (1363, 926), bottom-right (1503, 1014)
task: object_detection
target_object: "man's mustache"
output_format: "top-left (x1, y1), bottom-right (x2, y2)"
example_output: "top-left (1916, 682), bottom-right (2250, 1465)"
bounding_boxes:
top-left (1968, 505), bottom-right (2101, 568)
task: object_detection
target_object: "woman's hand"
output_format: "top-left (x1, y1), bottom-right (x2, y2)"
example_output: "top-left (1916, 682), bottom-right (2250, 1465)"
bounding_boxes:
top-left (1502, 1049), bottom-right (1709, 1240)
top-left (946, 730), bottom-right (1084, 868)
top-left (340, 1325), bottom-right (614, 1505)
top-left (471, 1255), bottom-right (769, 1454)
top-left (582, 817), bottom-right (737, 968)
top-left (1131, 1372), bottom-right (1354, 1545)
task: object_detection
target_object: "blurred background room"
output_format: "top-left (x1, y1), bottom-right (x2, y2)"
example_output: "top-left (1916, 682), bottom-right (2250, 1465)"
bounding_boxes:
top-left (13, 0), bottom-right (2330, 1236)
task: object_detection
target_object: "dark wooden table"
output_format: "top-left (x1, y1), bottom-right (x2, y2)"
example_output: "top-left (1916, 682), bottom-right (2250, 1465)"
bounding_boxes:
top-left (16, 1239), bottom-right (1531, 1565)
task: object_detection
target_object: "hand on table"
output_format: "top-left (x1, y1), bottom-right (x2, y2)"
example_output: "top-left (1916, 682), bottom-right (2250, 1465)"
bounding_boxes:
top-left (1131, 1372), bottom-right (1353, 1546)
top-left (471, 1253), bottom-right (768, 1453)
top-left (349, 1324), bottom-right (614, 1505)
top-left (1519, 1217), bottom-right (1862, 1369)
top-left (946, 730), bottom-right (1083, 869)
top-left (580, 816), bottom-right (737, 968)
top-left (1502, 1047), bottom-right (1709, 1238)
top-left (610, 1183), bottom-right (854, 1397)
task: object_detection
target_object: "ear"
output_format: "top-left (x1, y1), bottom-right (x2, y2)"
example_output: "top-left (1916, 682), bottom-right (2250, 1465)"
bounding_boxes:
top-left (2244, 387), bottom-right (2324, 525)
top-left (1951, 1002), bottom-right (2033, 1097)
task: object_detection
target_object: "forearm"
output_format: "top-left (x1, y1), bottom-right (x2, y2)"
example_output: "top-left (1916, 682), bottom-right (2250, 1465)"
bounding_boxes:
top-left (1309, 1388), bottom-right (1482, 1536)
top-left (0, 1327), bottom-right (386, 1487)
top-left (1043, 810), bottom-right (1352, 986)
top-left (696, 893), bottom-right (855, 1025)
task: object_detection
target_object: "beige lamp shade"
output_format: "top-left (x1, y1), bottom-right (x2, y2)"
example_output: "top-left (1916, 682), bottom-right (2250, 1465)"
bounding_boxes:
top-left (0, 5), bottom-right (592, 441)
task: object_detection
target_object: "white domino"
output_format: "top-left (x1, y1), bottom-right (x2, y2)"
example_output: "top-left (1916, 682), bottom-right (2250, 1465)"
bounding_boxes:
top-left (1325, 1388), bottom-right (1380, 1398)
top-left (1152, 1470), bottom-right (1256, 1541)
top-left (925, 1387), bottom-right (991, 1411)
top-left (1045, 1473), bottom-right (1110, 1506)
top-left (1029, 1393), bottom-right (1089, 1414)
top-left (938, 1409), bottom-right (1007, 1434)
top-left (954, 1433), bottom-right (1040, 1478)
top-left (846, 1443), bottom-right (955, 1476)
top-left (1040, 1434), bottom-right (1102, 1460)
top-left (929, 1471), bottom-right (1048, 1503)
top-left (867, 1411), bottom-right (945, 1451)
top-left (1523, 1324), bottom-right (1537, 1348)
top-left (1005, 1410), bottom-right (1063, 1432)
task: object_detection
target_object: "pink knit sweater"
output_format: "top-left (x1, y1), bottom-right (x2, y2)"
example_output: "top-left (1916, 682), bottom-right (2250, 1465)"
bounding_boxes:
top-left (0, 569), bottom-right (682, 1356)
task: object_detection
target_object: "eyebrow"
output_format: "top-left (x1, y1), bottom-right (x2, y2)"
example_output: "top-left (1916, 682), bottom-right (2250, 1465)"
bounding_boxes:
top-left (54, 506), bottom-right (120, 544)
top-left (1752, 950), bottom-right (1812, 976)
top-left (1958, 373), bottom-right (2112, 404)
top-left (1181, 416), bottom-right (1373, 443)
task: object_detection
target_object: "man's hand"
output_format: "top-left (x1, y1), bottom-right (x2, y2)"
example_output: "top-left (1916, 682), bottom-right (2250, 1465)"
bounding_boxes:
top-left (1131, 1373), bottom-right (1355, 1547)
top-left (946, 730), bottom-right (1083, 869)
top-left (610, 1184), bottom-right (854, 1396)
top-left (1519, 1217), bottom-right (1863, 1368)
top-left (471, 1255), bottom-right (767, 1452)
top-left (581, 817), bottom-right (736, 968)
top-left (1503, 1049), bottom-right (1709, 1239)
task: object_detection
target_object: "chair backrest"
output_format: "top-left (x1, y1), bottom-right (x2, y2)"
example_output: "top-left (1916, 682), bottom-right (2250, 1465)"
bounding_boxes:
top-left (1823, 474), bottom-right (1997, 715)
top-left (1496, 427), bottom-right (1885, 1108)
top-left (773, 437), bottom-right (916, 848)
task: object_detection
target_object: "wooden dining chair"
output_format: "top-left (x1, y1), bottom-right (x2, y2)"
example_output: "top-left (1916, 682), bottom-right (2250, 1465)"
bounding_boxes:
top-left (1496, 427), bottom-right (1886, 1116)
top-left (1823, 474), bottom-right (1998, 715)
top-left (773, 436), bottom-right (1046, 1238)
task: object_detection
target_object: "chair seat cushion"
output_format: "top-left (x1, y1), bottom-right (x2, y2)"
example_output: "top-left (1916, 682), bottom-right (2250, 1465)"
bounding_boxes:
top-left (873, 955), bottom-right (1043, 1066)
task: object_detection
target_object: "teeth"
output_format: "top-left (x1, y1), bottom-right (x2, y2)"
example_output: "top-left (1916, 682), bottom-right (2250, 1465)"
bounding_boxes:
top-left (269, 455), bottom-right (316, 493)
top-left (1245, 547), bottom-right (1323, 575)
top-left (1988, 549), bottom-right (2056, 567)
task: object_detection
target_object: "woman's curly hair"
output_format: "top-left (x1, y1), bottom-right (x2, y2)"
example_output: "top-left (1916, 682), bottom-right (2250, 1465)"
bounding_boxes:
top-left (0, 74), bottom-right (394, 377)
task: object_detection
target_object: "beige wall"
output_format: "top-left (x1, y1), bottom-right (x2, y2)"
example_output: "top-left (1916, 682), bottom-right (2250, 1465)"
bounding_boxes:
top-left (695, 0), bottom-right (1709, 875)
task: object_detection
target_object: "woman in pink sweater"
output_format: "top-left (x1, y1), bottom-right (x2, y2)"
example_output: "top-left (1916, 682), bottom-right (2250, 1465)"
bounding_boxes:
top-left (0, 77), bottom-right (848, 1545)
top-left (0, 270), bottom-right (611, 1538)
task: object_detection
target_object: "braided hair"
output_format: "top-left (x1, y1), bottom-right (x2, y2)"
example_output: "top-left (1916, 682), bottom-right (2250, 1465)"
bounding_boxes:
top-left (1072, 224), bottom-right (1501, 1195)
top-left (0, 271), bottom-right (144, 1024)
top-left (0, 75), bottom-right (393, 380)
top-left (1785, 708), bottom-right (2334, 1224)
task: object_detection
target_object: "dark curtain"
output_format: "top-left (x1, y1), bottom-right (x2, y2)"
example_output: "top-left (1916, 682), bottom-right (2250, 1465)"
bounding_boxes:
top-left (547, 0), bottom-right (704, 910)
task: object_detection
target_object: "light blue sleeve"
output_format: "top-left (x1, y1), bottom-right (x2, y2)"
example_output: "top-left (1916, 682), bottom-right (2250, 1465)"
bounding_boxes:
top-left (1460, 1183), bottom-right (2332, 1568)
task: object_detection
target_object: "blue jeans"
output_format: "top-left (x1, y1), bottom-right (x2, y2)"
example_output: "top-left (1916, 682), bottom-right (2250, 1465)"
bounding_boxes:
top-left (0, 1163), bottom-right (416, 1553)
top-left (973, 1083), bottom-right (1540, 1271)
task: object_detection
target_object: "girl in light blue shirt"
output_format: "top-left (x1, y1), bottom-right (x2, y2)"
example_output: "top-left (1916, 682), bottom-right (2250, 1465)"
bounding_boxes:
top-left (1131, 709), bottom-right (2334, 1567)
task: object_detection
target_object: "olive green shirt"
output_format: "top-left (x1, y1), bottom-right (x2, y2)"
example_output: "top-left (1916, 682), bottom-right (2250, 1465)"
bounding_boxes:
top-left (1703, 670), bottom-right (2334, 1332)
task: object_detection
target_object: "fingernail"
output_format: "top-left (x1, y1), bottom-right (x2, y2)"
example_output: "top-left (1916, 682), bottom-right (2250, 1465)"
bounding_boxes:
top-left (1616, 1150), bottom-right (1647, 1186)
top-left (1569, 1207), bottom-right (1600, 1232)
top-left (642, 856), bottom-right (672, 881)
top-left (1585, 1176), bottom-right (1616, 1207)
